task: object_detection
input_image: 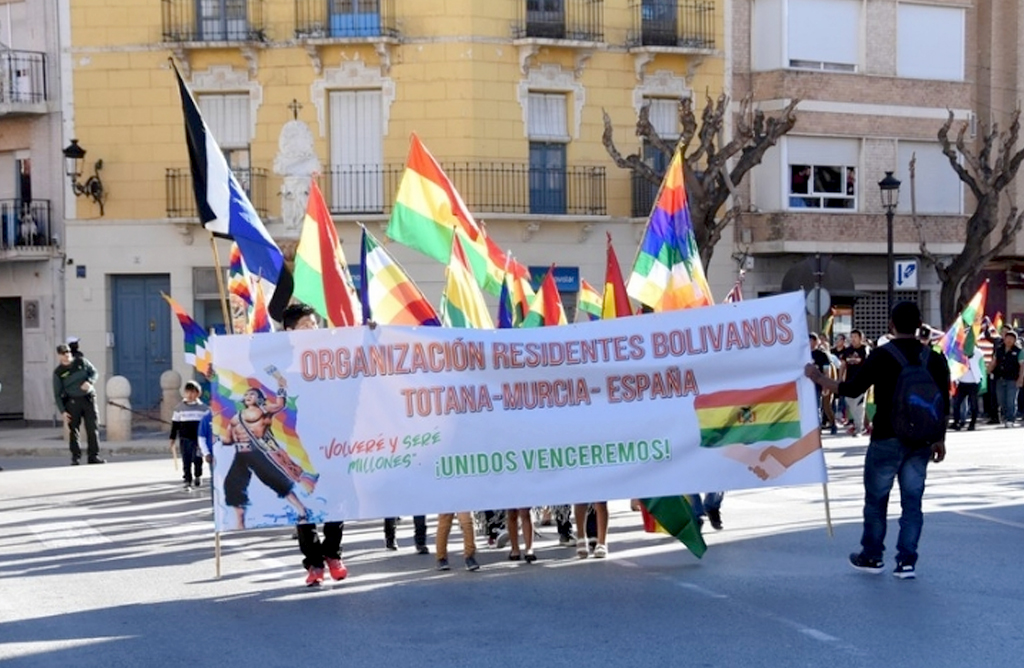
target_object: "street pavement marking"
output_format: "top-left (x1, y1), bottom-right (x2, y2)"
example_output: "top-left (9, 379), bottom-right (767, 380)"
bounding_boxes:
top-left (673, 581), bottom-right (729, 599)
top-left (0, 637), bottom-right (134, 660)
top-left (800, 628), bottom-right (840, 642)
top-left (615, 556), bottom-right (863, 654)
top-left (29, 521), bottom-right (111, 549)
top-left (954, 509), bottom-right (1024, 530)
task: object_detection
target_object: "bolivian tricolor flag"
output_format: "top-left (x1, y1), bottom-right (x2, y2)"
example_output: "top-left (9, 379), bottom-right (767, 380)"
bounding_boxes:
top-left (694, 382), bottom-right (802, 448)
top-left (386, 133), bottom-right (531, 296)
top-left (576, 279), bottom-right (602, 322)
top-left (441, 232), bottom-right (494, 329)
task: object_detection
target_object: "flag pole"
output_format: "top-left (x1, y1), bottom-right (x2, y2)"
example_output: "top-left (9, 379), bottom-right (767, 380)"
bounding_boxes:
top-left (822, 482), bottom-right (834, 538)
top-left (209, 233), bottom-right (233, 334)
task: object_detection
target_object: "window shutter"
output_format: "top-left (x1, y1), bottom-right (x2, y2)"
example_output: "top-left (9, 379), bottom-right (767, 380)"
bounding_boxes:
top-left (198, 93), bottom-right (250, 148)
top-left (645, 98), bottom-right (680, 139)
top-left (528, 92), bottom-right (569, 141)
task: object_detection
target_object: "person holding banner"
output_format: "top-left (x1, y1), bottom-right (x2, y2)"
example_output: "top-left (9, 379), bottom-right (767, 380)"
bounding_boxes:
top-left (805, 301), bottom-right (948, 580)
top-left (435, 511), bottom-right (480, 571)
top-left (573, 502), bottom-right (609, 558)
top-left (281, 303), bottom-right (348, 586)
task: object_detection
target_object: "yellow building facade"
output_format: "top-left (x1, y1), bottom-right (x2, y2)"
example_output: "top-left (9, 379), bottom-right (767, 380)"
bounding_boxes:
top-left (63, 0), bottom-right (732, 418)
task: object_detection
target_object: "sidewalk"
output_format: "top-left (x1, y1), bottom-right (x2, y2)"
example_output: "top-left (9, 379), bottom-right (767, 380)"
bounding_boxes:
top-left (0, 423), bottom-right (169, 458)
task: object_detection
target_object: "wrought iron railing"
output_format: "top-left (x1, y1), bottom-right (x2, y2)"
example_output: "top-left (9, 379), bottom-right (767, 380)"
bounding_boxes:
top-left (513, 0), bottom-right (604, 42)
top-left (0, 51), bottom-right (47, 105)
top-left (626, 0), bottom-right (716, 50)
top-left (161, 0), bottom-right (266, 42)
top-left (295, 0), bottom-right (397, 38)
top-left (165, 168), bottom-right (269, 219)
top-left (631, 171), bottom-right (659, 218)
top-left (321, 163), bottom-right (607, 216)
top-left (1, 199), bottom-right (52, 249)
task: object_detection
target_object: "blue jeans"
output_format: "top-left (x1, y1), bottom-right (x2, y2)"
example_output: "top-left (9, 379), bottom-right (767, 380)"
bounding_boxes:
top-left (687, 492), bottom-right (724, 517)
top-left (996, 378), bottom-right (1018, 423)
top-left (861, 438), bottom-right (931, 565)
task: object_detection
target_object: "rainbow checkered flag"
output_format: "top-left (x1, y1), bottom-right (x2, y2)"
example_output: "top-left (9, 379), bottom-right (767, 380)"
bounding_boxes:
top-left (359, 225), bottom-right (441, 326)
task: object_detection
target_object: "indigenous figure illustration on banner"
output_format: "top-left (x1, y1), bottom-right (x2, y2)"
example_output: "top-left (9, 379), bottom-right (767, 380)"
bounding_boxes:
top-left (212, 365), bottom-right (320, 529)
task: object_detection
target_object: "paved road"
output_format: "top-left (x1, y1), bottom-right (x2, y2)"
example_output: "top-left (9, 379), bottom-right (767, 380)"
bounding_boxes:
top-left (1, 428), bottom-right (1022, 668)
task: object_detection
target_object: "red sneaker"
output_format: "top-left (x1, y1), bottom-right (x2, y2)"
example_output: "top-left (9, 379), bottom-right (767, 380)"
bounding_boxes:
top-left (305, 566), bottom-right (324, 587)
top-left (325, 557), bottom-right (348, 581)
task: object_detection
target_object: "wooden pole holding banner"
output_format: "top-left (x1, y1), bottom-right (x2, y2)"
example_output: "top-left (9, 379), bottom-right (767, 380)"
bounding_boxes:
top-left (822, 482), bottom-right (834, 538)
top-left (210, 234), bottom-right (234, 335)
top-left (209, 232), bottom-right (230, 577)
top-left (215, 531), bottom-right (222, 578)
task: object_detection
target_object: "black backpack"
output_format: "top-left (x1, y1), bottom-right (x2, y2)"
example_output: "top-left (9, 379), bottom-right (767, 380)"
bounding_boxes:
top-left (882, 343), bottom-right (945, 448)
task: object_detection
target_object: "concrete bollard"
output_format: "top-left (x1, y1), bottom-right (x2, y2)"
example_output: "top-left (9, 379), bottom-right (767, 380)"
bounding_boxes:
top-left (160, 370), bottom-right (182, 425)
top-left (106, 376), bottom-right (132, 442)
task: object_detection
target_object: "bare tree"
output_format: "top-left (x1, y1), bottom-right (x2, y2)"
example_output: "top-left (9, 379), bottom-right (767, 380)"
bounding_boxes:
top-left (916, 109), bottom-right (1024, 324)
top-left (602, 92), bottom-right (798, 267)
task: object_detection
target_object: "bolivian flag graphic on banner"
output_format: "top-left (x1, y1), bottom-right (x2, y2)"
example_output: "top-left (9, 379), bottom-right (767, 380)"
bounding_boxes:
top-left (694, 382), bottom-right (802, 448)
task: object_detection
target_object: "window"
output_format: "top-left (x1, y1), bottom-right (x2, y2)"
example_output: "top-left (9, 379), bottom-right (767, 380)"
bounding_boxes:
top-left (632, 98), bottom-right (678, 216)
top-left (896, 141), bottom-right (961, 215)
top-left (897, 4), bottom-right (964, 81)
top-left (329, 89), bottom-right (383, 213)
top-left (526, 0), bottom-right (565, 39)
top-left (528, 92), bottom-right (568, 214)
top-left (787, 137), bottom-right (858, 211)
top-left (787, 0), bottom-right (860, 72)
top-left (751, 0), bottom-right (784, 70)
top-left (528, 92), bottom-right (569, 142)
top-left (641, 0), bottom-right (679, 47)
top-left (198, 0), bottom-right (249, 41)
top-left (198, 93), bottom-right (252, 188)
top-left (328, 0), bottom-right (383, 38)
top-left (645, 98), bottom-right (680, 140)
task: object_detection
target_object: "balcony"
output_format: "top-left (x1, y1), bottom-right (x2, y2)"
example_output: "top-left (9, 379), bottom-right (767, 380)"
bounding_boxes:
top-left (0, 50), bottom-right (48, 116)
top-left (626, 0), bottom-right (716, 51)
top-left (1, 200), bottom-right (54, 254)
top-left (631, 171), bottom-right (658, 218)
top-left (295, 0), bottom-right (397, 39)
top-left (741, 211), bottom-right (966, 255)
top-left (162, 0), bottom-right (266, 42)
top-left (513, 0), bottom-right (604, 43)
top-left (322, 163), bottom-right (606, 217)
top-left (165, 167), bottom-right (269, 219)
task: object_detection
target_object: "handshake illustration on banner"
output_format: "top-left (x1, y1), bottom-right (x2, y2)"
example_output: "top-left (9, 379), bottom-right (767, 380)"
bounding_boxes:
top-left (721, 433), bottom-right (821, 481)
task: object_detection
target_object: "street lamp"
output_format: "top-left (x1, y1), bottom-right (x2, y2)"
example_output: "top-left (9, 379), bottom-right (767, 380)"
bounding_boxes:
top-left (62, 139), bottom-right (106, 216)
top-left (878, 171), bottom-right (901, 313)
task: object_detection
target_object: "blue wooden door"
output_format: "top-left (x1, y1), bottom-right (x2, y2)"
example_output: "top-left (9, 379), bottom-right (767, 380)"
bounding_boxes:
top-left (112, 275), bottom-right (171, 410)
top-left (529, 142), bottom-right (566, 215)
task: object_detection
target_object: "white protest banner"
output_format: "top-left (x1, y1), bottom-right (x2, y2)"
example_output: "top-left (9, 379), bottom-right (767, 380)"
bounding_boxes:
top-left (207, 292), bottom-right (826, 531)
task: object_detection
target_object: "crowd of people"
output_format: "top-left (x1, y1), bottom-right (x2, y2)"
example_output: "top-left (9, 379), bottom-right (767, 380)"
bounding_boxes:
top-left (55, 301), bottom-right (958, 586)
top-left (809, 317), bottom-right (1023, 435)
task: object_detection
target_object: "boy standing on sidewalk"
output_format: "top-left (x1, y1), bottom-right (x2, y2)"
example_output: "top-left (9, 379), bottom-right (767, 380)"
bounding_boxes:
top-left (169, 380), bottom-right (211, 490)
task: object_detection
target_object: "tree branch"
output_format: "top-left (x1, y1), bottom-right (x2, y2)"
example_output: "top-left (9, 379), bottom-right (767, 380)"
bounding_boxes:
top-left (601, 108), bottom-right (660, 185)
top-left (938, 111), bottom-right (983, 199)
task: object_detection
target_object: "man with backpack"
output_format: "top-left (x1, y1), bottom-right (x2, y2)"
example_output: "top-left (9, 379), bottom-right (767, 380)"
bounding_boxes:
top-left (804, 302), bottom-right (948, 580)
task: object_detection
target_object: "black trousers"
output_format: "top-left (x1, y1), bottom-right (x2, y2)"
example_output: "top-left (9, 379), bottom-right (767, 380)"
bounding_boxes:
top-left (952, 382), bottom-right (979, 427)
top-left (983, 374), bottom-right (999, 420)
top-left (297, 522), bottom-right (343, 569)
top-left (66, 395), bottom-right (99, 460)
top-left (384, 515), bottom-right (427, 547)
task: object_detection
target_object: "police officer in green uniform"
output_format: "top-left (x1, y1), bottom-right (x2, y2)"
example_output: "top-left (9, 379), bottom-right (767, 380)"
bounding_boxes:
top-left (52, 342), bottom-right (104, 465)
